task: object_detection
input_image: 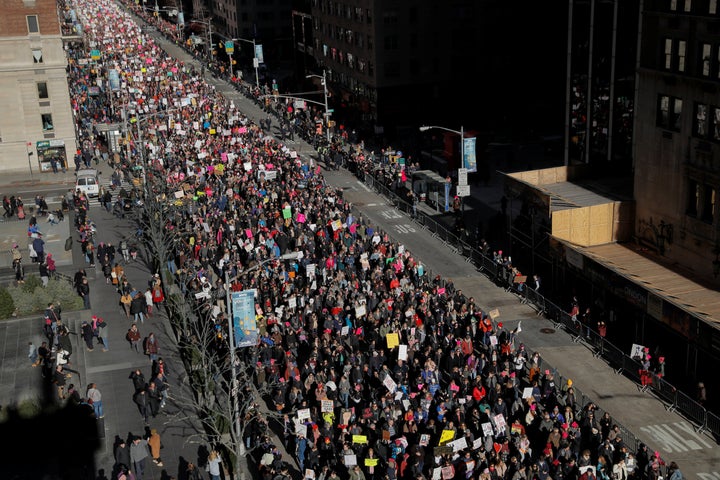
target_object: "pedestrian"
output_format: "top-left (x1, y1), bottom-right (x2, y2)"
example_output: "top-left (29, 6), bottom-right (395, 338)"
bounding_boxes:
top-left (39, 260), bottom-right (49, 287)
top-left (130, 435), bottom-right (150, 480)
top-left (97, 317), bottom-right (109, 351)
top-left (120, 290), bottom-right (133, 318)
top-left (87, 383), bottom-right (103, 418)
top-left (32, 233), bottom-right (45, 263)
top-left (186, 463), bottom-right (203, 480)
top-left (130, 368), bottom-right (147, 392)
top-left (131, 292), bottom-right (146, 323)
top-left (114, 438), bottom-right (132, 472)
top-left (28, 341), bottom-right (38, 365)
top-left (133, 389), bottom-right (150, 424)
top-left (53, 364), bottom-right (69, 399)
top-left (144, 288), bottom-right (154, 318)
top-left (35, 341), bottom-right (49, 368)
top-left (146, 381), bottom-right (161, 418)
top-left (81, 321), bottom-right (95, 351)
top-left (46, 253), bottom-right (56, 277)
top-left (207, 450), bottom-right (222, 480)
top-left (78, 276), bottom-right (91, 309)
top-left (147, 428), bottom-right (163, 466)
top-left (144, 332), bottom-right (159, 362)
top-left (13, 258), bottom-right (24, 284)
top-left (127, 323), bottom-right (142, 353)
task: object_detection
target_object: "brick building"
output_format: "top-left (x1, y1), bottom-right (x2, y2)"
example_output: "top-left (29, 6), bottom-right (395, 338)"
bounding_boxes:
top-left (0, 0), bottom-right (76, 173)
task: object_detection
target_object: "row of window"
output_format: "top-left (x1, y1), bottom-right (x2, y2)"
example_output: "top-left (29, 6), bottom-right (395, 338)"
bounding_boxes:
top-left (317, 41), bottom-right (374, 76)
top-left (657, 94), bottom-right (720, 141)
top-left (663, 38), bottom-right (720, 78)
top-left (687, 179), bottom-right (716, 224)
top-left (669, 0), bottom-right (718, 14)
top-left (312, 0), bottom-right (372, 24)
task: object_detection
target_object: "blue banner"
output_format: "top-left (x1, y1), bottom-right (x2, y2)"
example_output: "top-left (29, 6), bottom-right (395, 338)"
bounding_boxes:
top-left (444, 180), bottom-right (450, 212)
top-left (231, 289), bottom-right (258, 348)
top-left (255, 44), bottom-right (264, 64)
top-left (108, 69), bottom-right (120, 91)
top-left (463, 137), bottom-right (477, 173)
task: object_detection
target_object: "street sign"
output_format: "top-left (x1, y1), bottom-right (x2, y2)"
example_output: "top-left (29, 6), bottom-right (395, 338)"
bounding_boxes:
top-left (224, 41), bottom-right (234, 54)
top-left (456, 185), bottom-right (470, 197)
top-left (458, 168), bottom-right (468, 186)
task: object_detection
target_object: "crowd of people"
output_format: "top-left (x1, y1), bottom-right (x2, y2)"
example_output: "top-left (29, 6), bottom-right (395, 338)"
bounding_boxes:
top-left (47, 0), bottom-right (693, 479)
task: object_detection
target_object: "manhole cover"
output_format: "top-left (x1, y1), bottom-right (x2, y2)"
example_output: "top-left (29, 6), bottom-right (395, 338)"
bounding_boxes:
top-left (540, 328), bottom-right (556, 334)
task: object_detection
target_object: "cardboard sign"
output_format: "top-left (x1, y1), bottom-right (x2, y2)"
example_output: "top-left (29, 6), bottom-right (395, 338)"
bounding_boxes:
top-left (386, 333), bottom-right (399, 348)
top-left (344, 454), bottom-right (357, 466)
top-left (383, 375), bottom-right (397, 393)
top-left (439, 429), bottom-right (455, 445)
top-left (433, 446), bottom-right (453, 456)
top-left (488, 309), bottom-right (500, 320)
top-left (398, 345), bottom-right (408, 361)
top-left (321, 400), bottom-right (334, 413)
top-left (448, 437), bottom-right (468, 452)
top-left (355, 304), bottom-right (367, 317)
top-left (297, 408), bottom-right (311, 420)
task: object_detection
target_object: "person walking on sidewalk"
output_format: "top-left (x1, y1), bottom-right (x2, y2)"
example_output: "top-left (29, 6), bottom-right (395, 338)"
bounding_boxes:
top-left (131, 292), bottom-right (146, 323)
top-left (134, 389), bottom-right (151, 424)
top-left (114, 438), bottom-right (132, 473)
top-left (81, 321), bottom-right (95, 351)
top-left (147, 429), bottom-right (163, 467)
top-left (144, 332), bottom-right (159, 363)
top-left (97, 318), bottom-right (109, 351)
top-left (78, 277), bottom-right (91, 310)
top-left (127, 323), bottom-right (142, 353)
top-left (130, 435), bottom-right (150, 480)
top-left (87, 383), bottom-right (103, 418)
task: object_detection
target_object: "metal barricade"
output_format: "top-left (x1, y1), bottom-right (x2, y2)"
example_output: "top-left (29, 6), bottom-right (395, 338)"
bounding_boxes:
top-left (650, 377), bottom-right (678, 410)
top-left (600, 341), bottom-right (626, 373)
top-left (674, 390), bottom-right (707, 429)
top-left (705, 411), bottom-right (720, 437)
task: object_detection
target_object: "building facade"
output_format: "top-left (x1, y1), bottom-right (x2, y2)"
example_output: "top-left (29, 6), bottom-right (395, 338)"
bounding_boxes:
top-left (306, 0), bottom-right (483, 128)
top-left (0, 0), bottom-right (76, 173)
top-left (634, 0), bottom-right (720, 278)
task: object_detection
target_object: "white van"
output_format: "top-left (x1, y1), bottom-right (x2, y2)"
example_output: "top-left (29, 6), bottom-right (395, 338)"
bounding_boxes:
top-left (75, 169), bottom-right (99, 197)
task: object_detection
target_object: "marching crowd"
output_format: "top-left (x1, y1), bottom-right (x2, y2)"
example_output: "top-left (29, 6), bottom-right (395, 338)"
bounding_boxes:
top-left (49, 0), bottom-right (692, 479)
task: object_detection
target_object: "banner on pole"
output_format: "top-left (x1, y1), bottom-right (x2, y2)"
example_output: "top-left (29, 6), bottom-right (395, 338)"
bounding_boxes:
top-left (463, 137), bottom-right (477, 172)
top-left (231, 289), bottom-right (258, 347)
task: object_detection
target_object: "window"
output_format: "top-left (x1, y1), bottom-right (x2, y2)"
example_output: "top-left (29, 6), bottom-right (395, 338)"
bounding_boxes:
top-left (658, 94), bottom-right (683, 131)
top-left (670, 0), bottom-right (677, 10)
top-left (683, 0), bottom-right (692, 12)
top-left (37, 82), bottom-right (48, 99)
top-left (711, 0), bottom-right (717, 14)
top-left (32, 48), bottom-right (43, 63)
top-left (701, 43), bottom-right (712, 76)
top-left (678, 40), bottom-right (687, 72)
top-left (384, 35), bottom-right (398, 50)
top-left (687, 180), bottom-right (699, 216)
top-left (714, 107), bottom-right (720, 140)
top-left (41, 113), bottom-right (53, 131)
top-left (702, 186), bottom-right (716, 223)
top-left (696, 103), bottom-right (708, 137)
top-left (27, 15), bottom-right (39, 34)
top-left (664, 38), bottom-right (673, 69)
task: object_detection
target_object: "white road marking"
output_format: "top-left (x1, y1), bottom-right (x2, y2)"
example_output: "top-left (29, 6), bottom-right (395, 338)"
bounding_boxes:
top-left (356, 180), bottom-right (371, 192)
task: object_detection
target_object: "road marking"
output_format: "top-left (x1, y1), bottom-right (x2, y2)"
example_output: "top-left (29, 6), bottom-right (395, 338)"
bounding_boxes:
top-left (393, 224), bottom-right (416, 234)
top-left (698, 473), bottom-right (720, 480)
top-left (356, 180), bottom-right (371, 193)
top-left (366, 203), bottom-right (378, 207)
top-left (380, 209), bottom-right (402, 220)
top-left (638, 422), bottom-right (714, 452)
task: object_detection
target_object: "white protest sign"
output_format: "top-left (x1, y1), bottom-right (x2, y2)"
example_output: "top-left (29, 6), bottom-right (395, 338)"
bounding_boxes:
top-left (522, 387), bottom-right (534, 399)
top-left (383, 375), bottom-right (397, 393)
top-left (321, 400), bottom-right (334, 413)
top-left (448, 437), bottom-right (468, 452)
top-left (297, 408), bottom-right (311, 420)
top-left (481, 422), bottom-right (494, 437)
top-left (398, 345), bottom-right (408, 361)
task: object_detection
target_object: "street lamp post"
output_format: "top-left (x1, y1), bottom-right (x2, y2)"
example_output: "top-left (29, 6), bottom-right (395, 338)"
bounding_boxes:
top-left (224, 251), bottom-right (299, 479)
top-left (233, 37), bottom-right (259, 86)
top-left (306, 70), bottom-right (330, 142)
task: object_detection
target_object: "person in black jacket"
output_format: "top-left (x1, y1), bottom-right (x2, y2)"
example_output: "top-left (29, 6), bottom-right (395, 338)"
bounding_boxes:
top-left (130, 292), bottom-right (147, 323)
top-left (77, 276), bottom-right (91, 309)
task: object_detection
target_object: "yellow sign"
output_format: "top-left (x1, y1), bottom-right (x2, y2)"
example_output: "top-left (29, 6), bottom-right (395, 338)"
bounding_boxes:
top-left (439, 429), bottom-right (455, 445)
top-left (386, 333), bottom-right (399, 349)
top-left (364, 458), bottom-right (379, 467)
top-left (352, 435), bottom-right (368, 444)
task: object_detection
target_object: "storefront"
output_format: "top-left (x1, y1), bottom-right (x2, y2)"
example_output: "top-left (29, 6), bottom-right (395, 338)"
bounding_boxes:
top-left (36, 140), bottom-right (67, 172)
